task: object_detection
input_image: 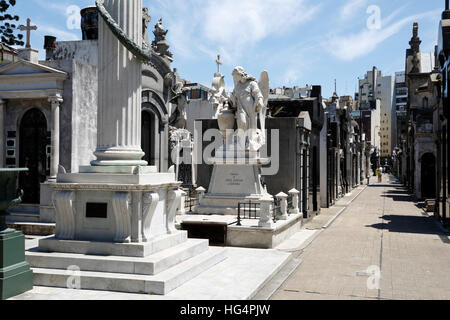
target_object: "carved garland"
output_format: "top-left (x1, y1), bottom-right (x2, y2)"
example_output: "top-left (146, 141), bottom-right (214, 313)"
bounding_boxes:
top-left (96, 0), bottom-right (152, 62)
top-left (96, 0), bottom-right (171, 77)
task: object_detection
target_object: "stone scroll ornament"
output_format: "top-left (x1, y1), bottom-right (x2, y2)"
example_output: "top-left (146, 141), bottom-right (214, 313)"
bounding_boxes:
top-left (53, 191), bottom-right (76, 240)
top-left (112, 192), bottom-right (132, 243)
top-left (167, 190), bottom-right (182, 234)
top-left (96, 0), bottom-right (152, 62)
top-left (142, 192), bottom-right (159, 242)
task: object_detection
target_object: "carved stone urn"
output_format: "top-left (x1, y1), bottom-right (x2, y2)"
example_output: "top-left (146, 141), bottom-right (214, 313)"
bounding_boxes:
top-left (217, 105), bottom-right (235, 134)
top-left (217, 104), bottom-right (235, 147)
top-left (0, 168), bottom-right (33, 300)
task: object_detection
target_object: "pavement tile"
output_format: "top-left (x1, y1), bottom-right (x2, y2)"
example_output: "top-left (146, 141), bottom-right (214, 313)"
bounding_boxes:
top-left (271, 176), bottom-right (450, 301)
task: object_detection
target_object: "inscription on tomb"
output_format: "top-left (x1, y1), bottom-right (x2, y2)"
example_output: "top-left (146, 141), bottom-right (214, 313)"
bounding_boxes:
top-left (225, 173), bottom-right (244, 186)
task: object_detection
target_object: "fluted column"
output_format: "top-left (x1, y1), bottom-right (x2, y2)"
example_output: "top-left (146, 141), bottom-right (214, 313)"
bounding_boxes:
top-left (49, 95), bottom-right (63, 179)
top-left (92, 0), bottom-right (147, 166)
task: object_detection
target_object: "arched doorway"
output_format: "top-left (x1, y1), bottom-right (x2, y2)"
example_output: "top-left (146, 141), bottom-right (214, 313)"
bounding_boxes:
top-left (19, 108), bottom-right (48, 204)
top-left (141, 110), bottom-right (156, 166)
top-left (421, 153), bottom-right (436, 199)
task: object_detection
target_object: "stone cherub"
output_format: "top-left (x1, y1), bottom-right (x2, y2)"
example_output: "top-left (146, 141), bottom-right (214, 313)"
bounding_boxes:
top-left (229, 66), bottom-right (269, 152)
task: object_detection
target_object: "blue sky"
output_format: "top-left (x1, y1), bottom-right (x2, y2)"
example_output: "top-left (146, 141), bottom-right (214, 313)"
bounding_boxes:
top-left (9, 0), bottom-right (444, 98)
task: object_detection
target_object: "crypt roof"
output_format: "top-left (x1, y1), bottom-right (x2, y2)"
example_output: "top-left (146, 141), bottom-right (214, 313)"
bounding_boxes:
top-left (0, 59), bottom-right (68, 100)
top-left (0, 59), bottom-right (67, 77)
top-left (0, 42), bottom-right (17, 54)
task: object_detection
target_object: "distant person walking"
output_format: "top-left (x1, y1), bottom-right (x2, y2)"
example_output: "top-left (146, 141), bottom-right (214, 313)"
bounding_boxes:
top-left (378, 166), bottom-right (383, 183)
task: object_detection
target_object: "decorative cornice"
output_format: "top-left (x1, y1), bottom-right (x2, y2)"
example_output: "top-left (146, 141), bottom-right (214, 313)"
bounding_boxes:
top-left (51, 182), bottom-right (182, 192)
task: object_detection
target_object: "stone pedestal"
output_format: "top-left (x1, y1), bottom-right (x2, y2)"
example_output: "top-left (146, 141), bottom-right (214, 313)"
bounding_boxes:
top-left (17, 48), bottom-right (39, 64)
top-left (0, 168), bottom-right (33, 300)
top-left (194, 155), bottom-right (270, 215)
top-left (0, 230), bottom-right (33, 300)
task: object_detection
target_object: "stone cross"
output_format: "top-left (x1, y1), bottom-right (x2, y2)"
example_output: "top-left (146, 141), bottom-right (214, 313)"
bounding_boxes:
top-left (19, 18), bottom-right (38, 49)
top-left (216, 55), bottom-right (222, 74)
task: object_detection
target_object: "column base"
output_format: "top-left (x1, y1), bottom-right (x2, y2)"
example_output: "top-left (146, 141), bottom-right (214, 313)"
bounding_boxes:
top-left (0, 230), bottom-right (33, 300)
top-left (92, 147), bottom-right (147, 167)
top-left (91, 160), bottom-right (149, 167)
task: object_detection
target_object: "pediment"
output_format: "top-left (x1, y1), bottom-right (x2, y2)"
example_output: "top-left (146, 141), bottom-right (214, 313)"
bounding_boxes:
top-left (0, 60), bottom-right (66, 76)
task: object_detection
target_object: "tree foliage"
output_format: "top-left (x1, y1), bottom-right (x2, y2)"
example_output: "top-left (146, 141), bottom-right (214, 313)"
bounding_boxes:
top-left (0, 0), bottom-right (24, 46)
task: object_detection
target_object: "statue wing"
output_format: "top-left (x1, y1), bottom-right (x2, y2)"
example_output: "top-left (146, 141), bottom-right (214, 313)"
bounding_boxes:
top-left (258, 70), bottom-right (270, 108)
top-left (258, 71), bottom-right (270, 145)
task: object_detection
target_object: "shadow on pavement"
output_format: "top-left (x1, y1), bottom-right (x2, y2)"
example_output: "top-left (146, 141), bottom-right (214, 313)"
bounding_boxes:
top-left (381, 194), bottom-right (415, 202)
top-left (366, 215), bottom-right (450, 243)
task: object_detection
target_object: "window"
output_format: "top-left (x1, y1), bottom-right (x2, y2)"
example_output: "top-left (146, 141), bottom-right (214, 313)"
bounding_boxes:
top-left (190, 89), bottom-right (201, 100)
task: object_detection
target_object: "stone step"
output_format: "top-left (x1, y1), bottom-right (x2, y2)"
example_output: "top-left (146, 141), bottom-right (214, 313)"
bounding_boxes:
top-left (38, 231), bottom-right (189, 257)
top-left (31, 247), bottom-right (227, 295)
top-left (26, 238), bottom-right (209, 276)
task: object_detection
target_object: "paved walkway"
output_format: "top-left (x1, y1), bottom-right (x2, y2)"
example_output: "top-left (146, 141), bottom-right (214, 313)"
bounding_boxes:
top-left (271, 175), bottom-right (450, 300)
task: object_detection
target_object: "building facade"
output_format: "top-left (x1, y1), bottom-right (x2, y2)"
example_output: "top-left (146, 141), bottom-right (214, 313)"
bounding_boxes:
top-left (436, 2), bottom-right (450, 226)
top-left (359, 67), bottom-right (395, 160)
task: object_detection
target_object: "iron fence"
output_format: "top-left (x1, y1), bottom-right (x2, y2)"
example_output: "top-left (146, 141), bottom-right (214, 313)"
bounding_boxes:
top-left (184, 188), bottom-right (199, 213)
top-left (233, 201), bottom-right (259, 226)
top-left (231, 198), bottom-right (287, 226)
top-left (287, 195), bottom-right (293, 215)
top-left (272, 197), bottom-right (282, 223)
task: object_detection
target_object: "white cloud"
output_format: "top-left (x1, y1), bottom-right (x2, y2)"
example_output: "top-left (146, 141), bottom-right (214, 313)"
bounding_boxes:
top-left (327, 9), bottom-right (440, 61)
top-left (38, 24), bottom-right (80, 41)
top-left (150, 0), bottom-right (321, 63)
top-left (339, 0), bottom-right (368, 20)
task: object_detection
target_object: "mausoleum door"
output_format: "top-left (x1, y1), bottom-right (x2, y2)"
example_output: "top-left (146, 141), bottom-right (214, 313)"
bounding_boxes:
top-left (141, 110), bottom-right (156, 166)
top-left (19, 108), bottom-right (48, 204)
top-left (421, 153), bottom-right (436, 199)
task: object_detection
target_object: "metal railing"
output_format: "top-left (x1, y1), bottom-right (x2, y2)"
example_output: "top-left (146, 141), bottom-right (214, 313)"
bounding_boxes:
top-left (184, 188), bottom-right (199, 213)
top-left (234, 201), bottom-right (259, 226)
top-left (272, 197), bottom-right (282, 223)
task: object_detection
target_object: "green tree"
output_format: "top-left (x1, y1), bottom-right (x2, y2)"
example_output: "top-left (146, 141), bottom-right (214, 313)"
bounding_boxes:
top-left (0, 0), bottom-right (24, 46)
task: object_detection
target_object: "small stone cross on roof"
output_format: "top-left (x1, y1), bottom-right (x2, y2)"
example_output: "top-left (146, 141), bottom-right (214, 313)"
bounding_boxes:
top-left (19, 18), bottom-right (38, 49)
top-left (216, 55), bottom-right (222, 74)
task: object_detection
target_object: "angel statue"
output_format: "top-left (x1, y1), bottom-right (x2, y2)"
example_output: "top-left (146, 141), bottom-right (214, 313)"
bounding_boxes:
top-left (230, 66), bottom-right (269, 152)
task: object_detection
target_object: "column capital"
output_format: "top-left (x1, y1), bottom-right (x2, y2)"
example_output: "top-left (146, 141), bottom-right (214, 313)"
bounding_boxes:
top-left (48, 94), bottom-right (63, 105)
